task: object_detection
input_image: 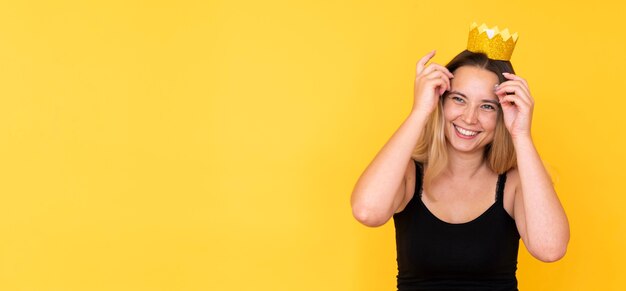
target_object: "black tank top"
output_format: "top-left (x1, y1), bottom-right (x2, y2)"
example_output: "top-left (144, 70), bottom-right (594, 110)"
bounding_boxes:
top-left (392, 160), bottom-right (520, 291)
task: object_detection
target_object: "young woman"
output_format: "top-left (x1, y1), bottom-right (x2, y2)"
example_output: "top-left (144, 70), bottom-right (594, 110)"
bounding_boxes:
top-left (350, 49), bottom-right (570, 290)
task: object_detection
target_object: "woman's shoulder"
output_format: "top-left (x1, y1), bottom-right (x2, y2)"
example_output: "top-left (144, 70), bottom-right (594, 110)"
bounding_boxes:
top-left (504, 166), bottom-right (520, 188)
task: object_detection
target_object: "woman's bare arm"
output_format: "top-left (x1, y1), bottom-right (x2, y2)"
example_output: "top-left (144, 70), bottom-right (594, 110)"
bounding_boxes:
top-left (495, 72), bottom-right (570, 261)
top-left (350, 112), bottom-right (428, 227)
top-left (511, 138), bottom-right (570, 262)
top-left (351, 50), bottom-right (453, 227)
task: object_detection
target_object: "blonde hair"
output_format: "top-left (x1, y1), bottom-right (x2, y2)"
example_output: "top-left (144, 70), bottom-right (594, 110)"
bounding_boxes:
top-left (411, 50), bottom-right (517, 190)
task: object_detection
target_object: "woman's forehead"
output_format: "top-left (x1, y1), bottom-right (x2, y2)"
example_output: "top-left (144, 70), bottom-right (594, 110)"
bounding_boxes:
top-left (452, 66), bottom-right (499, 82)
top-left (451, 66), bottom-right (499, 98)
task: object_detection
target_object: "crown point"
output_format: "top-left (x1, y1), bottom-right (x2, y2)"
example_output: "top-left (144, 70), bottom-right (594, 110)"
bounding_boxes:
top-left (500, 29), bottom-right (511, 40)
top-left (485, 29), bottom-right (495, 39)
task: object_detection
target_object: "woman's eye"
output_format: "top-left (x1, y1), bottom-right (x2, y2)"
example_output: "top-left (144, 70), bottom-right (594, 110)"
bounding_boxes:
top-left (481, 104), bottom-right (496, 110)
top-left (452, 96), bottom-right (464, 103)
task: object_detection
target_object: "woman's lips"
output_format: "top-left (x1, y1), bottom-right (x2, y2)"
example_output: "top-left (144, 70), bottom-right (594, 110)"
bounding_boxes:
top-left (453, 124), bottom-right (480, 139)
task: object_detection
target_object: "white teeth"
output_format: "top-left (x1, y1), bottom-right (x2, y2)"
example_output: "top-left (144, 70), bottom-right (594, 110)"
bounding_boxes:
top-left (455, 125), bottom-right (479, 136)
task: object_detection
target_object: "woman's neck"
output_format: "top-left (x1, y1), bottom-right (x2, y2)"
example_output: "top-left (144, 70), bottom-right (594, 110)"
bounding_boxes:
top-left (444, 148), bottom-right (488, 179)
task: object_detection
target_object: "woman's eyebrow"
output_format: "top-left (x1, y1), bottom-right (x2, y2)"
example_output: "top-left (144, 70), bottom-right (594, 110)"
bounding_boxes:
top-left (449, 90), bottom-right (466, 97)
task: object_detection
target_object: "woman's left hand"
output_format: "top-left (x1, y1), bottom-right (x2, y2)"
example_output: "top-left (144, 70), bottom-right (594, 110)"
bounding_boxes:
top-left (495, 72), bottom-right (534, 140)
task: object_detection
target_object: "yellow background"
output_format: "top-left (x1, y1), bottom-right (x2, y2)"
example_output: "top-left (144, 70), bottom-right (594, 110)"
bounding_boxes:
top-left (1, 0), bottom-right (624, 290)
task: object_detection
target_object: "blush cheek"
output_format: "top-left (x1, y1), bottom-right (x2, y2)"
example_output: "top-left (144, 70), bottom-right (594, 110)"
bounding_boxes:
top-left (478, 116), bottom-right (497, 144)
top-left (479, 113), bottom-right (498, 132)
top-left (443, 107), bottom-right (463, 123)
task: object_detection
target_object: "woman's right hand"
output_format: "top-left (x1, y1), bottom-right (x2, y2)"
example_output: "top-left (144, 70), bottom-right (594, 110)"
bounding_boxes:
top-left (412, 50), bottom-right (454, 116)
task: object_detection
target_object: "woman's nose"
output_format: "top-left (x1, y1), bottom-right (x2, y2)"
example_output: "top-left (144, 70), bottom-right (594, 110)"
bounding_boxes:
top-left (462, 107), bottom-right (478, 124)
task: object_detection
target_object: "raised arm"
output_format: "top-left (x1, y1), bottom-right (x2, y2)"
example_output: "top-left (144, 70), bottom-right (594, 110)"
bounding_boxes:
top-left (496, 72), bottom-right (570, 262)
top-left (350, 50), bottom-right (453, 227)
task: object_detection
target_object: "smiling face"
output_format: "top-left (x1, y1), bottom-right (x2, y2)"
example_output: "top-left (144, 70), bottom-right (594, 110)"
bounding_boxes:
top-left (443, 66), bottom-right (501, 154)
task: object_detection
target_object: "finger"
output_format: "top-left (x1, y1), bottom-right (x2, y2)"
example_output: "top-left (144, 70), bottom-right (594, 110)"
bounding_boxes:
top-left (502, 73), bottom-right (533, 102)
top-left (503, 72), bottom-right (529, 89)
top-left (497, 80), bottom-right (529, 96)
top-left (425, 70), bottom-right (451, 92)
top-left (498, 95), bottom-right (519, 109)
top-left (498, 93), bottom-right (531, 107)
top-left (502, 74), bottom-right (530, 96)
top-left (496, 83), bottom-right (527, 99)
top-left (422, 63), bottom-right (454, 79)
top-left (416, 50), bottom-right (436, 75)
top-left (496, 85), bottom-right (532, 108)
top-left (423, 65), bottom-right (452, 91)
top-left (495, 83), bottom-right (531, 103)
top-left (425, 77), bottom-right (447, 96)
top-left (498, 94), bottom-right (531, 111)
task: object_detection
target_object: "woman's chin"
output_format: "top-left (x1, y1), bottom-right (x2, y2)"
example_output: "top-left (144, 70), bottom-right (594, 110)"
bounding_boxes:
top-left (446, 137), bottom-right (490, 154)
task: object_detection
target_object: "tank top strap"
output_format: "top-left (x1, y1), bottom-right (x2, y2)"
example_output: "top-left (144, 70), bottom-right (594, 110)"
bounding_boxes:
top-left (495, 171), bottom-right (508, 203)
top-left (414, 159), bottom-right (424, 198)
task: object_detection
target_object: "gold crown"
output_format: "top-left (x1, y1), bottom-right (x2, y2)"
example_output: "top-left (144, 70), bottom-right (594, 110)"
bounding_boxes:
top-left (467, 22), bottom-right (518, 61)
